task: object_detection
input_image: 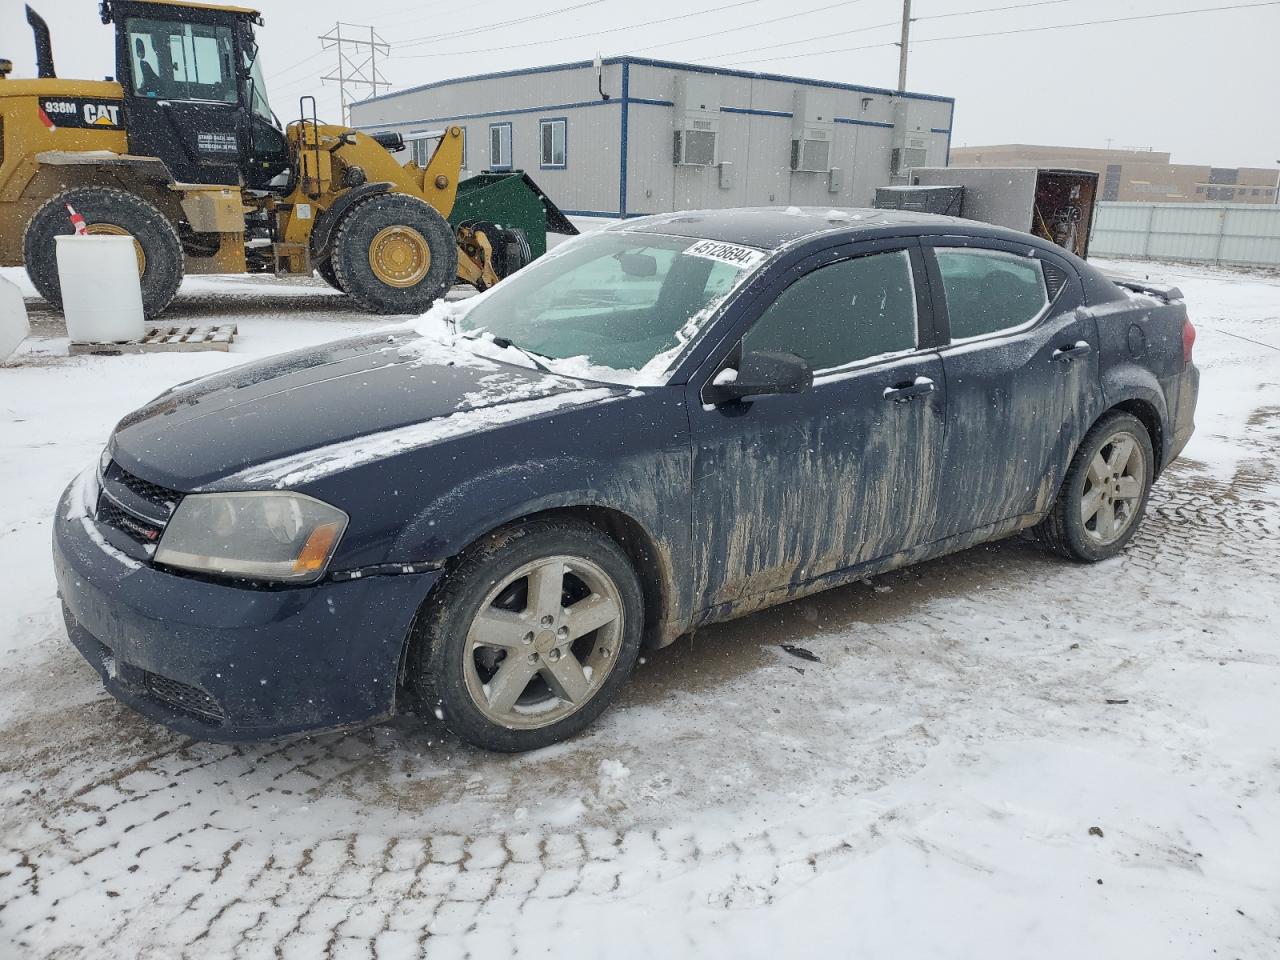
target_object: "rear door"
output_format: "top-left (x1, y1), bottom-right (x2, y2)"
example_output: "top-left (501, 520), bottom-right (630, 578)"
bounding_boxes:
top-left (924, 238), bottom-right (1102, 538)
top-left (119, 13), bottom-right (243, 185)
top-left (686, 239), bottom-right (946, 615)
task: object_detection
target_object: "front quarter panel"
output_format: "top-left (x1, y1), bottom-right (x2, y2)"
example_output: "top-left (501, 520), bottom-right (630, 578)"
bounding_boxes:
top-left (297, 388), bottom-right (695, 638)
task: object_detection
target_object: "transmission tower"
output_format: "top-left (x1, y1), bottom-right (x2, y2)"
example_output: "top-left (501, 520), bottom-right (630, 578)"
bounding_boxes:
top-left (319, 22), bottom-right (391, 125)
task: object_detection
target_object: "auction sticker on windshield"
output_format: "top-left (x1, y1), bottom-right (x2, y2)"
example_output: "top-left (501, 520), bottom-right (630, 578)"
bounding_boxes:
top-left (684, 239), bottom-right (765, 269)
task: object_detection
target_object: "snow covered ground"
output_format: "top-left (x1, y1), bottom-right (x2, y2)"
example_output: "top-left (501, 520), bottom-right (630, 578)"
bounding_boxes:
top-left (1, 257), bottom-right (1278, 959)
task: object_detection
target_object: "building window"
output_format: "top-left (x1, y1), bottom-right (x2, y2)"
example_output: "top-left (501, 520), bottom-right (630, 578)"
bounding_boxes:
top-left (539, 118), bottom-right (566, 169)
top-left (410, 128), bottom-right (466, 170)
top-left (489, 122), bottom-right (512, 171)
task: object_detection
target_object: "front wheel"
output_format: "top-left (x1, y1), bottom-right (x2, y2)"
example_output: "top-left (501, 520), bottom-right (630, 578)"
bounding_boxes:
top-left (408, 519), bottom-right (644, 752)
top-left (330, 193), bottom-right (457, 314)
top-left (1037, 411), bottom-right (1155, 562)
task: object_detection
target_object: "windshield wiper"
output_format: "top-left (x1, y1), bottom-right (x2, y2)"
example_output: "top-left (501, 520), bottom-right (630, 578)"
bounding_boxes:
top-left (490, 337), bottom-right (554, 373)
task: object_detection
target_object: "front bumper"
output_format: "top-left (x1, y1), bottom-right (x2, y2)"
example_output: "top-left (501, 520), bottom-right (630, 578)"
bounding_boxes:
top-left (53, 483), bottom-right (441, 742)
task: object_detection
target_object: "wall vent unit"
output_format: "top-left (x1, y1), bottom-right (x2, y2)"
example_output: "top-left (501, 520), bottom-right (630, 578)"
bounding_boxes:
top-left (890, 140), bottom-right (929, 176)
top-left (890, 98), bottom-right (931, 178)
top-left (791, 89), bottom-right (835, 172)
top-left (672, 73), bottom-right (720, 166)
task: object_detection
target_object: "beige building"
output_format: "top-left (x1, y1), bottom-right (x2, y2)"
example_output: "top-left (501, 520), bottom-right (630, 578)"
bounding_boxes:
top-left (949, 144), bottom-right (1279, 204)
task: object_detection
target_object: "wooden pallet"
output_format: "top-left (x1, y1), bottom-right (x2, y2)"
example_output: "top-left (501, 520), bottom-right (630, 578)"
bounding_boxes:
top-left (69, 324), bottom-right (239, 355)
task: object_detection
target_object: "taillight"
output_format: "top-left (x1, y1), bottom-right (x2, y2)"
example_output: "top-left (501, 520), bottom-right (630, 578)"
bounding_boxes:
top-left (1182, 316), bottom-right (1196, 364)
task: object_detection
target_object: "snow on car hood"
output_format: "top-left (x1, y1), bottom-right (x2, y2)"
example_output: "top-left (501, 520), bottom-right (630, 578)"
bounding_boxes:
top-left (108, 326), bottom-right (625, 492)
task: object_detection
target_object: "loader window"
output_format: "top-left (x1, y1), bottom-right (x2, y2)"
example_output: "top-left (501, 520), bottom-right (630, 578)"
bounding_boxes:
top-left (245, 50), bottom-right (274, 123)
top-left (126, 18), bottom-right (236, 104)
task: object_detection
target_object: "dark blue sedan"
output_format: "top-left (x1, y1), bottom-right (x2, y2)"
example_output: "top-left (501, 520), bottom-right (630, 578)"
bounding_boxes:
top-left (53, 208), bottom-right (1199, 751)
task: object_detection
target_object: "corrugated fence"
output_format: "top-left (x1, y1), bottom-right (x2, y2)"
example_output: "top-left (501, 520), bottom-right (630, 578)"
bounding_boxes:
top-left (1090, 202), bottom-right (1280, 267)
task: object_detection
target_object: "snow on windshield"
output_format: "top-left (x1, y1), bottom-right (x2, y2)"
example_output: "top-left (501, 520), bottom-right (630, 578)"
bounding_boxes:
top-left (405, 231), bottom-right (767, 387)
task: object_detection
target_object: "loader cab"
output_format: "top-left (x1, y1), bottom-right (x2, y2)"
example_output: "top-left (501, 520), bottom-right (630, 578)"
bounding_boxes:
top-left (103, 0), bottom-right (288, 187)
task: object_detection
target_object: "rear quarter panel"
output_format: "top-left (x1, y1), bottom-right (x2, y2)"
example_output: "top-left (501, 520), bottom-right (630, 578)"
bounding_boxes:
top-left (1089, 291), bottom-right (1191, 469)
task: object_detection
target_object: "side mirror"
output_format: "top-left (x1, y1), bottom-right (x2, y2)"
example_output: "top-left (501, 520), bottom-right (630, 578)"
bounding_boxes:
top-left (703, 350), bottom-right (812, 405)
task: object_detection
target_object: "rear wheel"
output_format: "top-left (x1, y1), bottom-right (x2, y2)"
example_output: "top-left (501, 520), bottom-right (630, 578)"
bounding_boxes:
top-left (23, 186), bottom-right (184, 319)
top-left (408, 519), bottom-right (644, 752)
top-left (331, 194), bottom-right (457, 314)
top-left (1038, 411), bottom-right (1154, 562)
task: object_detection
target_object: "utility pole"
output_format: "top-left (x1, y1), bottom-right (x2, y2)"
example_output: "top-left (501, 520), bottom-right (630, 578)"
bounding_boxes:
top-left (896, 0), bottom-right (912, 92)
top-left (319, 22), bottom-right (390, 126)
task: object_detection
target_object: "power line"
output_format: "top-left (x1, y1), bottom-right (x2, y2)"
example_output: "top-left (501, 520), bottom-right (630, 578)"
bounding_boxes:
top-left (706, 0), bottom-right (1080, 62)
top-left (392, 0), bottom-right (775, 59)
top-left (266, 49), bottom-right (326, 83)
top-left (394, 0), bottom-right (609, 50)
top-left (628, 0), bottom-right (874, 54)
top-left (725, 0), bottom-right (1280, 65)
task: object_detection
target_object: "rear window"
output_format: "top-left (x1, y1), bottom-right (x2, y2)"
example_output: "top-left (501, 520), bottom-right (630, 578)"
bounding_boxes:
top-left (936, 248), bottom-right (1049, 341)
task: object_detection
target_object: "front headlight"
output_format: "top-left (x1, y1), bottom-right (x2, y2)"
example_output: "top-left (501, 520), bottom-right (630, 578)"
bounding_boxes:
top-left (154, 492), bottom-right (348, 584)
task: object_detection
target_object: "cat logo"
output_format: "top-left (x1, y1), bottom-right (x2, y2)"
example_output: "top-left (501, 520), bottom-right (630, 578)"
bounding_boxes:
top-left (37, 98), bottom-right (123, 131)
top-left (84, 102), bottom-right (121, 126)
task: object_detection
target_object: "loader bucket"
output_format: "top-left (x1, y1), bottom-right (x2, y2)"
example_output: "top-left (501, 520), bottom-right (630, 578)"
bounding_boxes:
top-left (448, 171), bottom-right (578, 260)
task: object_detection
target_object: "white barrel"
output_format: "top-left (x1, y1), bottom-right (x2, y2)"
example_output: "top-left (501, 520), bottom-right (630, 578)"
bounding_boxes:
top-left (55, 235), bottom-right (145, 343)
top-left (0, 274), bottom-right (30, 362)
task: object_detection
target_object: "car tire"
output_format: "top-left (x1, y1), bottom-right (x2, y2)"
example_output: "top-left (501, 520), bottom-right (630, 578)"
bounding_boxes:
top-left (408, 519), bottom-right (644, 752)
top-left (24, 186), bottom-right (184, 319)
top-left (1038, 411), bottom-right (1155, 562)
top-left (331, 193), bottom-right (457, 314)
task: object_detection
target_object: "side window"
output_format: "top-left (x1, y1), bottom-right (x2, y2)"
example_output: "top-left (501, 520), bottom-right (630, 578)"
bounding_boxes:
top-left (126, 18), bottom-right (236, 103)
top-left (743, 250), bottom-right (918, 371)
top-left (489, 123), bottom-right (512, 170)
top-left (539, 118), bottom-right (566, 168)
top-left (935, 248), bottom-right (1049, 341)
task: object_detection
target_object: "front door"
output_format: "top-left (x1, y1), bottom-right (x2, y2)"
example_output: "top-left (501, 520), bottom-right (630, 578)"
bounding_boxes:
top-left (687, 240), bottom-right (947, 616)
top-left (926, 239), bottom-right (1103, 538)
top-left (118, 13), bottom-right (243, 185)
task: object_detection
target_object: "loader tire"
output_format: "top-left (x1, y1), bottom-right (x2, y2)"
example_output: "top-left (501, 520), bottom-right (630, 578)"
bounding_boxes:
top-left (331, 194), bottom-right (457, 315)
top-left (469, 221), bottom-right (532, 280)
top-left (316, 257), bottom-right (344, 292)
top-left (24, 187), bottom-right (184, 320)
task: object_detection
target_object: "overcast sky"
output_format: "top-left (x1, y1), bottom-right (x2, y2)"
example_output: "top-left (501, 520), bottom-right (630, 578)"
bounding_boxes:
top-left (5, 0), bottom-right (1277, 169)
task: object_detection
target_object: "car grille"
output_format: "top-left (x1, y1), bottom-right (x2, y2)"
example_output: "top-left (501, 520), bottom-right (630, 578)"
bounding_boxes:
top-left (95, 461), bottom-right (182, 547)
top-left (103, 460), bottom-right (181, 516)
top-left (143, 672), bottom-right (226, 723)
top-left (96, 496), bottom-right (164, 544)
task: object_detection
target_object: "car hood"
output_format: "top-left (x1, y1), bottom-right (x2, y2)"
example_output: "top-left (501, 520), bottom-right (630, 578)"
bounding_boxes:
top-left (109, 329), bottom-right (621, 491)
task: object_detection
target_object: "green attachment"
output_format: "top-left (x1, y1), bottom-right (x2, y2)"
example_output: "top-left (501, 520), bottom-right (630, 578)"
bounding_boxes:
top-left (448, 171), bottom-right (578, 259)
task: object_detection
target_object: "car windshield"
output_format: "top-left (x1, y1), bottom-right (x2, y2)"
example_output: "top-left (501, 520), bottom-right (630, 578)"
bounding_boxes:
top-left (455, 230), bottom-right (767, 384)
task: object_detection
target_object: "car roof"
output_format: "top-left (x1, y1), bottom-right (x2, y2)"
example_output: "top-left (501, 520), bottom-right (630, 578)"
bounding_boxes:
top-left (615, 206), bottom-right (1043, 252)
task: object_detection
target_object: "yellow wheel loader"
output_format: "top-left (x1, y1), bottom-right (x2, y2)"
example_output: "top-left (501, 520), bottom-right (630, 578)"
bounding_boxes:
top-left (0, 2), bottom-right (578, 318)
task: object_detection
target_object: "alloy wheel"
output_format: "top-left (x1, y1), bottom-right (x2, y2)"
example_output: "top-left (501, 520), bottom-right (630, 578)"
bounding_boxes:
top-left (462, 555), bottom-right (624, 730)
top-left (1081, 430), bottom-right (1147, 545)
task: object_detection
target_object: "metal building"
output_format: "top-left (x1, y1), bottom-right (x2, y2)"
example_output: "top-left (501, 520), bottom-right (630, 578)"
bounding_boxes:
top-left (349, 56), bottom-right (955, 219)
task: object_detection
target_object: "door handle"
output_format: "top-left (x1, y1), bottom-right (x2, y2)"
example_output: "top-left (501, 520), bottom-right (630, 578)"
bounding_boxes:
top-left (1052, 341), bottom-right (1091, 362)
top-left (883, 377), bottom-right (935, 403)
